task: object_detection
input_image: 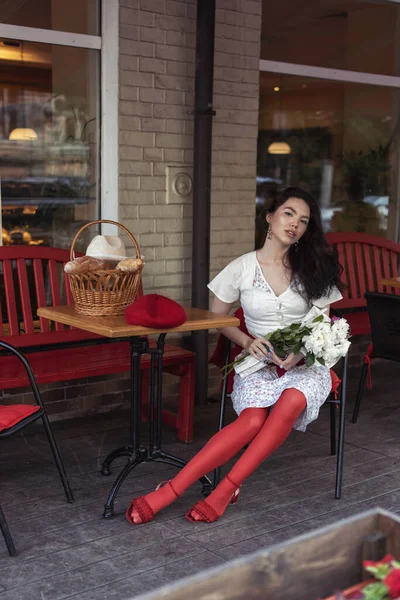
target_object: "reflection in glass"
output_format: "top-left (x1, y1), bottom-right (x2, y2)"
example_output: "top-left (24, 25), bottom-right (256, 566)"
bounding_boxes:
top-left (261, 0), bottom-right (400, 78)
top-left (257, 72), bottom-right (399, 244)
top-left (1, 0), bottom-right (99, 36)
top-left (0, 40), bottom-right (99, 250)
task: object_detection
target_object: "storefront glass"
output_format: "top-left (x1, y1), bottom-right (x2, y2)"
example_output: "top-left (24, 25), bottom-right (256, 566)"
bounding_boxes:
top-left (1, 0), bottom-right (99, 36)
top-left (0, 40), bottom-right (99, 250)
top-left (261, 0), bottom-right (400, 77)
top-left (257, 71), bottom-right (399, 245)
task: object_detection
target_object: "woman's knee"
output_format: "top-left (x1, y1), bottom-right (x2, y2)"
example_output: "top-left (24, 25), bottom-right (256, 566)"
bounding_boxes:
top-left (278, 389), bottom-right (307, 417)
top-left (239, 408), bottom-right (268, 433)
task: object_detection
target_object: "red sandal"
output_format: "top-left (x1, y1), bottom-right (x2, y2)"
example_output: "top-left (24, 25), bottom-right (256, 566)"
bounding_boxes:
top-left (126, 480), bottom-right (178, 525)
top-left (185, 476), bottom-right (240, 523)
top-left (185, 499), bottom-right (219, 523)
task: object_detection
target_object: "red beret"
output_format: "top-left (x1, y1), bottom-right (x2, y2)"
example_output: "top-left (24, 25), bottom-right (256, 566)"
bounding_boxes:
top-left (124, 294), bottom-right (186, 328)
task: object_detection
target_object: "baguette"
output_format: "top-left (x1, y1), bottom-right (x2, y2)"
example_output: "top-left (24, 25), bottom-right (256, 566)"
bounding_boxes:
top-left (64, 256), bottom-right (111, 274)
top-left (116, 257), bottom-right (144, 273)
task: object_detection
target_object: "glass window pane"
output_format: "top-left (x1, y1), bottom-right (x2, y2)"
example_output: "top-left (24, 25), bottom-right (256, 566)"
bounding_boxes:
top-left (257, 71), bottom-right (399, 242)
top-left (0, 0), bottom-right (99, 36)
top-left (262, 0), bottom-right (400, 77)
top-left (0, 40), bottom-right (99, 250)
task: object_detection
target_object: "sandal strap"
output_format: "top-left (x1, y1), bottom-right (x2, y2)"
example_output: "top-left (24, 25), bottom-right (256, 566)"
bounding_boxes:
top-left (190, 500), bottom-right (220, 523)
top-left (156, 480), bottom-right (179, 499)
top-left (169, 480), bottom-right (179, 499)
top-left (226, 474), bottom-right (240, 489)
top-left (130, 496), bottom-right (154, 523)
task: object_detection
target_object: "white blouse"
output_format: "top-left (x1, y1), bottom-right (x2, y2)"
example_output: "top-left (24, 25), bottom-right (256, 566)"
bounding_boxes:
top-left (208, 251), bottom-right (343, 339)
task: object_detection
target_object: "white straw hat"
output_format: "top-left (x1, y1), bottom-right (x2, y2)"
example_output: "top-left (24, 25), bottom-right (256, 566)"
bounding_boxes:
top-left (85, 235), bottom-right (129, 262)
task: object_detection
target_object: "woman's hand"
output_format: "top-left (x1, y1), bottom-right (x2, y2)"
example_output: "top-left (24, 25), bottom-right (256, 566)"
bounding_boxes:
top-left (246, 338), bottom-right (281, 367)
top-left (280, 352), bottom-right (304, 371)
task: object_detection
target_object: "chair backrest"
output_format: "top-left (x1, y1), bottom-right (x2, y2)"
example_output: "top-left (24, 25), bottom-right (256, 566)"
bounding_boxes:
top-left (0, 246), bottom-right (100, 348)
top-left (326, 232), bottom-right (400, 310)
top-left (365, 291), bottom-right (400, 362)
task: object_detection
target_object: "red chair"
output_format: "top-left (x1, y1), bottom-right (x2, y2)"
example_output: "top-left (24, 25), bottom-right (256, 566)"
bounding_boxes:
top-left (210, 308), bottom-right (348, 499)
top-left (325, 232), bottom-right (400, 336)
top-left (0, 339), bottom-right (74, 556)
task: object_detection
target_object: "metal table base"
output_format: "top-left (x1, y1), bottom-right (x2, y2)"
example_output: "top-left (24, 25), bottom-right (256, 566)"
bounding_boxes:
top-left (101, 335), bottom-right (212, 518)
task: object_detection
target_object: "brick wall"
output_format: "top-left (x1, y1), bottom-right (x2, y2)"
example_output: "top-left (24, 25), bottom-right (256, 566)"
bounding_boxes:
top-left (118, 0), bottom-right (261, 302)
top-left (118, 0), bottom-right (262, 399)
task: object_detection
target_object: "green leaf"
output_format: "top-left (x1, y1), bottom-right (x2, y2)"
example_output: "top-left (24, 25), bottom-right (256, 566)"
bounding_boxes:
top-left (366, 564), bottom-right (392, 580)
top-left (317, 357), bottom-right (325, 366)
top-left (306, 353), bottom-right (315, 367)
top-left (293, 342), bottom-right (302, 354)
top-left (312, 315), bottom-right (324, 323)
top-left (362, 582), bottom-right (388, 600)
top-left (275, 348), bottom-right (287, 358)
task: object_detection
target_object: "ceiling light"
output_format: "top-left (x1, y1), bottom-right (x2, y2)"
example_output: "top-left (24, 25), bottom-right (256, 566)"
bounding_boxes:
top-left (268, 141), bottom-right (291, 155)
top-left (9, 128), bottom-right (38, 141)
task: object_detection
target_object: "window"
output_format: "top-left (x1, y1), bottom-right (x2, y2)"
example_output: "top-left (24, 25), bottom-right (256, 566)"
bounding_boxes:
top-left (0, 0), bottom-right (116, 250)
top-left (258, 0), bottom-right (400, 243)
top-left (258, 73), bottom-right (398, 241)
top-left (261, 0), bottom-right (400, 77)
top-left (1, 0), bottom-right (99, 36)
top-left (0, 40), bottom-right (99, 249)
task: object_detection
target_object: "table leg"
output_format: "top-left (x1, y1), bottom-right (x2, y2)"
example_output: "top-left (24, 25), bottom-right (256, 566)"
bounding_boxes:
top-left (103, 336), bottom-right (147, 518)
top-left (149, 334), bottom-right (212, 495)
top-left (101, 447), bottom-right (133, 476)
top-left (103, 451), bottom-right (146, 519)
top-left (102, 334), bottom-right (213, 518)
top-left (148, 351), bottom-right (156, 455)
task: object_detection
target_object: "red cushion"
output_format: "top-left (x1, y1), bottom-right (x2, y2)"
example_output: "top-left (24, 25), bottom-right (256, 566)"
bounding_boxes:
top-left (330, 370), bottom-right (341, 397)
top-left (124, 294), bottom-right (186, 328)
top-left (0, 405), bottom-right (40, 432)
top-left (342, 311), bottom-right (370, 336)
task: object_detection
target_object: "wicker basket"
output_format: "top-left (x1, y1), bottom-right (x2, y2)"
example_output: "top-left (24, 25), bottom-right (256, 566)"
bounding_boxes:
top-left (67, 219), bottom-right (143, 316)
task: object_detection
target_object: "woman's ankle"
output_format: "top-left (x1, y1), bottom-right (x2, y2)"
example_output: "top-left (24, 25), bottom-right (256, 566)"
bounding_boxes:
top-left (145, 480), bottom-right (179, 513)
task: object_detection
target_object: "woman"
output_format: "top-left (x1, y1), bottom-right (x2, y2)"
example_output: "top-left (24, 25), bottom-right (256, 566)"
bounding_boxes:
top-left (127, 187), bottom-right (343, 525)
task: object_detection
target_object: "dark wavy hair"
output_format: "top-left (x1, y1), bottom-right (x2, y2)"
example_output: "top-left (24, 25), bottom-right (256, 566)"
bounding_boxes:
top-left (258, 187), bottom-right (343, 303)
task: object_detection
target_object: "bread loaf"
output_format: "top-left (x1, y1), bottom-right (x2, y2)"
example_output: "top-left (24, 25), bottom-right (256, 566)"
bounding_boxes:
top-left (116, 258), bottom-right (144, 273)
top-left (64, 256), bottom-right (111, 274)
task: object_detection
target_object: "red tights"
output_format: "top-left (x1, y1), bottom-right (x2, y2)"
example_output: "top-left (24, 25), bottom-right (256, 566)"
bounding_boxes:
top-left (129, 388), bottom-right (306, 523)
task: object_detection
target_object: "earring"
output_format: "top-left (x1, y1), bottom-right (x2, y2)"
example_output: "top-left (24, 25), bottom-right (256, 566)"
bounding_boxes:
top-left (294, 240), bottom-right (299, 251)
top-left (267, 224), bottom-right (272, 240)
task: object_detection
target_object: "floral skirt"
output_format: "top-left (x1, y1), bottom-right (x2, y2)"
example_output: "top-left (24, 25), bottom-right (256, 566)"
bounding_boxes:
top-left (231, 364), bottom-right (332, 432)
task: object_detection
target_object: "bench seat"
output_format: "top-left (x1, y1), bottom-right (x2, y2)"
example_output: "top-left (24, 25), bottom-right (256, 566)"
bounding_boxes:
top-left (0, 246), bottom-right (196, 442)
top-left (0, 340), bottom-right (195, 442)
top-left (339, 311), bottom-right (370, 337)
top-left (0, 341), bottom-right (193, 388)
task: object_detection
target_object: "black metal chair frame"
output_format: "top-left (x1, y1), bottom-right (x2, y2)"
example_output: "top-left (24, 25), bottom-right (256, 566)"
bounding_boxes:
top-left (0, 340), bottom-right (74, 557)
top-left (213, 338), bottom-right (348, 499)
top-left (352, 291), bottom-right (400, 424)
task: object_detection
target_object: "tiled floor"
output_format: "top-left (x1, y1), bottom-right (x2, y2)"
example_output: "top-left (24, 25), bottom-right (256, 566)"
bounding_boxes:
top-left (1, 359), bottom-right (400, 600)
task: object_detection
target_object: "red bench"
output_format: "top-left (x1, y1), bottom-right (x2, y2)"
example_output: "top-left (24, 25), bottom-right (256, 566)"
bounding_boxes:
top-left (326, 232), bottom-right (400, 336)
top-left (0, 246), bottom-right (195, 442)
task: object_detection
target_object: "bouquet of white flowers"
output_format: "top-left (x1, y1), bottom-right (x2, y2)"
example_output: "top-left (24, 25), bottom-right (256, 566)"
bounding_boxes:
top-left (223, 307), bottom-right (351, 380)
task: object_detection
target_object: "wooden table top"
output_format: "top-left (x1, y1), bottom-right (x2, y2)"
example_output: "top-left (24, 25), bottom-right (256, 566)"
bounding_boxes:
top-left (381, 277), bottom-right (400, 288)
top-left (37, 305), bottom-right (240, 338)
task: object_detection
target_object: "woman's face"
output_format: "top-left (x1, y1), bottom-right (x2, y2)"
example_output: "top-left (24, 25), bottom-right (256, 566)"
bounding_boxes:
top-left (267, 197), bottom-right (310, 246)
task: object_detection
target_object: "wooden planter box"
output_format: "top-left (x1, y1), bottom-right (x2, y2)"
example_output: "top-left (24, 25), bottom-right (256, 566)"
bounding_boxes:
top-left (134, 509), bottom-right (400, 600)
